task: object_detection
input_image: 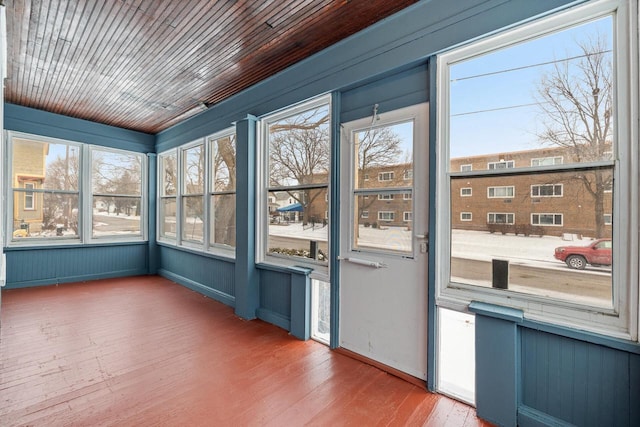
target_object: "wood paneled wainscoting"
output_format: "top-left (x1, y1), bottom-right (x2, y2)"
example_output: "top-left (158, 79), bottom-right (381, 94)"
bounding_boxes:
top-left (0, 276), bottom-right (490, 426)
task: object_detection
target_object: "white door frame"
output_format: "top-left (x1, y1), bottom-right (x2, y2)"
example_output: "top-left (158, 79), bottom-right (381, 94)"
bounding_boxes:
top-left (338, 103), bottom-right (429, 379)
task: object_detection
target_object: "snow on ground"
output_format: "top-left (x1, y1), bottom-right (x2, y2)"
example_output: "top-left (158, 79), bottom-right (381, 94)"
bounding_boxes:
top-left (268, 222), bottom-right (607, 271)
top-left (268, 222), bottom-right (329, 240)
top-left (452, 229), bottom-right (560, 263)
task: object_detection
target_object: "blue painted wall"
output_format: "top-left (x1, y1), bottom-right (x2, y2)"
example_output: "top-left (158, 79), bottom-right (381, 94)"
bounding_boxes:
top-left (5, 243), bottom-right (148, 288)
top-left (520, 328), bottom-right (640, 427)
top-left (340, 63), bottom-right (429, 124)
top-left (473, 305), bottom-right (640, 427)
top-left (5, 0), bottom-right (640, 425)
top-left (157, 245), bottom-right (235, 307)
top-left (257, 269), bottom-right (292, 331)
top-left (5, 103), bottom-right (154, 153)
top-left (3, 104), bottom-right (155, 288)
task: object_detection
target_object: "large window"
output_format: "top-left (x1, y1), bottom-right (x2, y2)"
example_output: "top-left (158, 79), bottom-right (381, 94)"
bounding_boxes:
top-left (209, 133), bottom-right (237, 249)
top-left (158, 128), bottom-right (236, 256)
top-left (437, 0), bottom-right (638, 338)
top-left (159, 151), bottom-right (177, 240)
top-left (259, 95), bottom-right (330, 268)
top-left (182, 143), bottom-right (205, 244)
top-left (91, 148), bottom-right (144, 238)
top-left (8, 132), bottom-right (146, 244)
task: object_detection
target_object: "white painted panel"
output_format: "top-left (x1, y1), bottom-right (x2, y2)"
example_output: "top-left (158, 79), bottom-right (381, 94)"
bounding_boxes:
top-left (437, 307), bottom-right (476, 404)
top-left (339, 103), bottom-right (429, 380)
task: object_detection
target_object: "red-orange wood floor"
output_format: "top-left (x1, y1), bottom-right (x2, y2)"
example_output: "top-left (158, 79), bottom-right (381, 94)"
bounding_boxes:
top-left (0, 275), bottom-right (492, 426)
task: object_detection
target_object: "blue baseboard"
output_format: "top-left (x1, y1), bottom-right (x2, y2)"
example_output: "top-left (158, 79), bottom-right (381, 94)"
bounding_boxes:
top-left (158, 268), bottom-right (236, 308)
top-left (518, 405), bottom-right (573, 427)
top-left (256, 308), bottom-right (291, 332)
top-left (4, 269), bottom-right (148, 289)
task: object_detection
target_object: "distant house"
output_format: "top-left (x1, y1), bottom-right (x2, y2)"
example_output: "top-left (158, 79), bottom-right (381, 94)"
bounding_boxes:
top-left (11, 138), bottom-right (48, 235)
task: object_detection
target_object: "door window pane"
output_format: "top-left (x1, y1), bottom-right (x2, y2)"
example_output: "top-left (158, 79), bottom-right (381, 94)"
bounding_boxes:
top-left (353, 193), bottom-right (412, 254)
top-left (354, 121), bottom-right (413, 190)
top-left (352, 120), bottom-right (414, 255)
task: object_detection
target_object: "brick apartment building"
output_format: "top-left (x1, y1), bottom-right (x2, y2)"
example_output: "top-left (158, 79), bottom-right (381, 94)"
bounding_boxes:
top-left (354, 163), bottom-right (414, 228)
top-left (278, 146), bottom-right (612, 239)
top-left (450, 146), bottom-right (613, 238)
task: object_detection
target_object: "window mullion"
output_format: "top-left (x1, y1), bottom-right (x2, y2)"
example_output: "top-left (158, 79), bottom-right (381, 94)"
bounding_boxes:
top-left (203, 141), bottom-right (211, 249)
top-left (82, 144), bottom-right (91, 243)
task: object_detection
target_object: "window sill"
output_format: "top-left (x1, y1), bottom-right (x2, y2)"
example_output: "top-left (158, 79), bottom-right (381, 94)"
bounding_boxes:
top-left (256, 262), bottom-right (315, 276)
top-left (468, 301), bottom-right (524, 323)
top-left (156, 241), bottom-right (236, 262)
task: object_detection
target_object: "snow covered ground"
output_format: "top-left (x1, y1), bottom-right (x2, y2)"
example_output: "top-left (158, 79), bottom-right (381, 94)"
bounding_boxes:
top-left (268, 222), bottom-right (607, 271)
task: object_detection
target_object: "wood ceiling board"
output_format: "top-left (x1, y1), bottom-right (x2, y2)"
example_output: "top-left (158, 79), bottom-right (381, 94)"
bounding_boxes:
top-left (5, 0), bottom-right (419, 134)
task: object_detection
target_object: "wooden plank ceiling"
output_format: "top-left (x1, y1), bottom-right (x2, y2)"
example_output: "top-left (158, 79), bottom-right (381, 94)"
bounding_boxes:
top-left (5, 0), bottom-right (418, 134)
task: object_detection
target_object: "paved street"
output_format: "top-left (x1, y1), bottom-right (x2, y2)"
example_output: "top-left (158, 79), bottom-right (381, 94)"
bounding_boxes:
top-left (452, 257), bottom-right (611, 302)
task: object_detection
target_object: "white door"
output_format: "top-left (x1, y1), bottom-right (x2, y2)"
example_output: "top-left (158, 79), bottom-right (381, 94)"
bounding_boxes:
top-left (339, 103), bottom-right (429, 380)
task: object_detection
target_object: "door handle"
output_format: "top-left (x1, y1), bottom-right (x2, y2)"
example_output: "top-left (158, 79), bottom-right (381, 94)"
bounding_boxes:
top-left (415, 233), bottom-right (429, 253)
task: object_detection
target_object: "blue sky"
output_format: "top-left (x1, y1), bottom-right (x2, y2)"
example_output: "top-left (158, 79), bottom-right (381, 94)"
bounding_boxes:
top-left (449, 15), bottom-right (612, 158)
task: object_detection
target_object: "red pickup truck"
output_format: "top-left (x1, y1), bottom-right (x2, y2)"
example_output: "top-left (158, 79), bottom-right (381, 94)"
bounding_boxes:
top-left (554, 238), bottom-right (612, 270)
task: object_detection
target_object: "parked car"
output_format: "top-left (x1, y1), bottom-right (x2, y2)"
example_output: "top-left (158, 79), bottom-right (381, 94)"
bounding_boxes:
top-left (554, 238), bottom-right (612, 270)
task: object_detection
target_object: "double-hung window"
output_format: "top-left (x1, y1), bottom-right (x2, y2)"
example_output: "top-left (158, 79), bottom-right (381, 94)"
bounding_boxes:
top-left (8, 131), bottom-right (147, 244)
top-left (209, 131), bottom-right (236, 250)
top-left (91, 147), bottom-right (144, 238)
top-left (181, 143), bottom-right (205, 245)
top-left (258, 95), bottom-right (331, 269)
top-left (157, 128), bottom-right (237, 256)
top-left (437, 0), bottom-right (638, 338)
top-left (159, 151), bottom-right (178, 240)
top-left (9, 134), bottom-right (80, 241)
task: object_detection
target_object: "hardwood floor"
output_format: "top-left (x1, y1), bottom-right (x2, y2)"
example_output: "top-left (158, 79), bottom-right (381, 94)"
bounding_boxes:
top-left (0, 276), bottom-right (492, 426)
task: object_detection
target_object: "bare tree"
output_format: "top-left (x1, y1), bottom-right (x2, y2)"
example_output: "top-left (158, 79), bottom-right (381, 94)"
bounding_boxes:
top-left (354, 126), bottom-right (403, 219)
top-left (536, 34), bottom-right (613, 238)
top-left (92, 152), bottom-right (142, 216)
top-left (268, 107), bottom-right (406, 226)
top-left (269, 108), bottom-right (330, 224)
top-left (212, 135), bottom-right (237, 246)
top-left (43, 147), bottom-right (80, 232)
